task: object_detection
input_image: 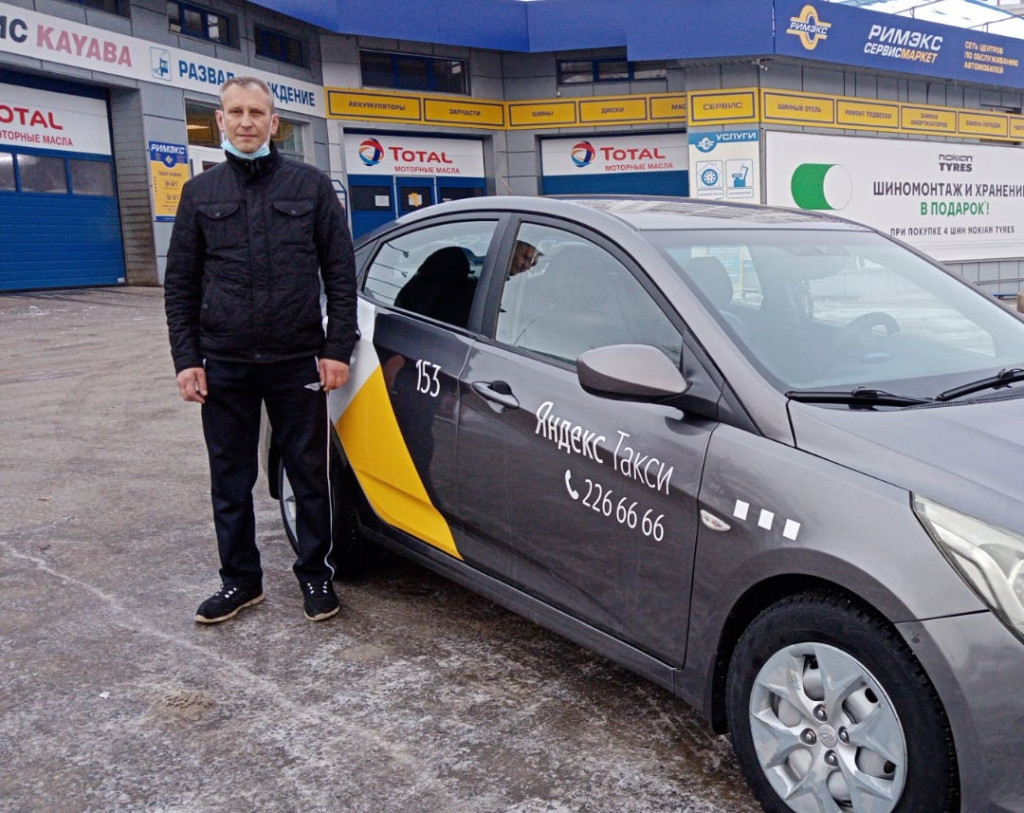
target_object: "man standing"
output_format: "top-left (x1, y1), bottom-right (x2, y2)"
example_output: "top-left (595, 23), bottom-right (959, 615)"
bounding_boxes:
top-left (165, 76), bottom-right (358, 624)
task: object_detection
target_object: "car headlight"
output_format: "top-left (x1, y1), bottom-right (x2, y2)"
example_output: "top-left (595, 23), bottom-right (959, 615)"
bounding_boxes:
top-left (913, 494), bottom-right (1024, 644)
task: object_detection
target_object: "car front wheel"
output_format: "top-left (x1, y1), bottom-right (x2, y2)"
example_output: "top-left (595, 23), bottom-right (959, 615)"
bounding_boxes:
top-left (726, 592), bottom-right (959, 813)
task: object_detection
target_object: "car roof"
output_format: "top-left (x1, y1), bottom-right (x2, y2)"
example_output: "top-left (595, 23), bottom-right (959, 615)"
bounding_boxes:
top-left (364, 195), bottom-right (873, 240)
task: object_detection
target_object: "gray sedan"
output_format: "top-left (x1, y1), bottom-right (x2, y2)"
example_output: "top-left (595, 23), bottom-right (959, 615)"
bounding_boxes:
top-left (270, 196), bottom-right (1024, 812)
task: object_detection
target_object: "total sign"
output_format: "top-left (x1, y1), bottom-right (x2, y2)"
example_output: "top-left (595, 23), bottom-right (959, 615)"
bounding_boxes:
top-left (541, 134), bottom-right (686, 175)
top-left (346, 135), bottom-right (484, 177)
top-left (0, 83), bottom-right (111, 155)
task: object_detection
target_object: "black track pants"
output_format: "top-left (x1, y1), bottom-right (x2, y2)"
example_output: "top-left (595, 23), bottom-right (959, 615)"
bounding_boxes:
top-left (201, 357), bottom-right (333, 587)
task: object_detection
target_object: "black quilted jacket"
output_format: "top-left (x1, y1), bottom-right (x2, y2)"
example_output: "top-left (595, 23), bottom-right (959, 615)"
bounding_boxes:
top-left (164, 144), bottom-right (358, 374)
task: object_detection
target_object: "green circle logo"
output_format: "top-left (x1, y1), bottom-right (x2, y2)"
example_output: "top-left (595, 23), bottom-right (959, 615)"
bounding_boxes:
top-left (791, 163), bottom-right (851, 210)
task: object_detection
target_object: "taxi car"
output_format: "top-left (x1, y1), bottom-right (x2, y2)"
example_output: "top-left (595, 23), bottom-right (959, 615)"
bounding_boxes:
top-left (271, 196), bottom-right (1024, 812)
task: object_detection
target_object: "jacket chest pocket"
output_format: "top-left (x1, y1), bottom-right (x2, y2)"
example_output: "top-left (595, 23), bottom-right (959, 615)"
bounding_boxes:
top-left (196, 202), bottom-right (245, 252)
top-left (271, 199), bottom-right (316, 247)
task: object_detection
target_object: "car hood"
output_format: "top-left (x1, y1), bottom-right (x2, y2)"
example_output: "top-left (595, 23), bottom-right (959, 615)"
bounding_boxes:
top-left (789, 394), bottom-right (1024, 533)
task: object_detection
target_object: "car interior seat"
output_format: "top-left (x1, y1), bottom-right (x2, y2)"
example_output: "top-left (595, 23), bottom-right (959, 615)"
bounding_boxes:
top-left (683, 256), bottom-right (748, 341)
top-left (394, 246), bottom-right (476, 327)
top-left (748, 273), bottom-right (815, 384)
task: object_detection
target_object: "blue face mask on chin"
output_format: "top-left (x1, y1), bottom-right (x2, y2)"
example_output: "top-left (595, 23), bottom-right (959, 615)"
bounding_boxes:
top-left (221, 137), bottom-right (271, 161)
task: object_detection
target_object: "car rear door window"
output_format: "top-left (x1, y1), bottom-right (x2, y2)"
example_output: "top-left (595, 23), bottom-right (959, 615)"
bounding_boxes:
top-left (362, 220), bottom-right (498, 329)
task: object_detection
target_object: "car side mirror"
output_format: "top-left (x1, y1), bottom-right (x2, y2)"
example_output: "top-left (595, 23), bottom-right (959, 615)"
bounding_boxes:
top-left (577, 344), bottom-right (689, 402)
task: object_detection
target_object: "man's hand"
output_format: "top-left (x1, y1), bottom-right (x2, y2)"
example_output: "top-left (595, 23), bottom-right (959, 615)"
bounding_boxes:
top-left (176, 367), bottom-right (208, 403)
top-left (319, 358), bottom-right (350, 392)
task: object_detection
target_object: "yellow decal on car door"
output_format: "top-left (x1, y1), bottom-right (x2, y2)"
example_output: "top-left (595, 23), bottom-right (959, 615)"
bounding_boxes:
top-left (330, 300), bottom-right (460, 560)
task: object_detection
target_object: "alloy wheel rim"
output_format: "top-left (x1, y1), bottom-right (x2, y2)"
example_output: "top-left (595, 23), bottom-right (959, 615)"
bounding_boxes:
top-left (748, 642), bottom-right (907, 813)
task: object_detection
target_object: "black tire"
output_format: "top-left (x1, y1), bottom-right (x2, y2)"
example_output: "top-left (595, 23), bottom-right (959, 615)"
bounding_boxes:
top-left (277, 455), bottom-right (371, 580)
top-left (725, 592), bottom-right (959, 813)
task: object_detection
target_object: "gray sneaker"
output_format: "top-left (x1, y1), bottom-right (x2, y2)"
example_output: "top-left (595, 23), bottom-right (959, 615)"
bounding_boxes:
top-left (195, 583), bottom-right (265, 624)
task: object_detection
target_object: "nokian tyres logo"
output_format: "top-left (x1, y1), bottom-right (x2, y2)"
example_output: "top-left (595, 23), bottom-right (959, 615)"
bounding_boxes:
top-left (787, 5), bottom-right (832, 51)
top-left (791, 163), bottom-right (851, 210)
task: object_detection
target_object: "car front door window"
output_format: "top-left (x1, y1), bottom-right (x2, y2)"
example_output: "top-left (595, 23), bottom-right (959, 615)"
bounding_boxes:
top-left (495, 225), bottom-right (682, 366)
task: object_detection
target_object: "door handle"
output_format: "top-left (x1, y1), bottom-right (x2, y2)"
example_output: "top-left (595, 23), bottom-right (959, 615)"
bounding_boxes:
top-left (472, 380), bottom-right (519, 409)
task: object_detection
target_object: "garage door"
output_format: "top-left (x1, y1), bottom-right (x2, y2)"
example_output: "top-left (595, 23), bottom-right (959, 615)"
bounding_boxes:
top-left (0, 81), bottom-right (125, 291)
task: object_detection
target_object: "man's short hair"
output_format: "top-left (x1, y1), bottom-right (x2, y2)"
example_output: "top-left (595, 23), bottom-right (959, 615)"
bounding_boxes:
top-left (220, 76), bottom-right (275, 111)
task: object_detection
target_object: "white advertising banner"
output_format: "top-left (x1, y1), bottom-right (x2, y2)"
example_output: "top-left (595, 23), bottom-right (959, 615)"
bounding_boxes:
top-left (765, 131), bottom-right (1024, 262)
top-left (0, 83), bottom-right (111, 154)
top-left (688, 130), bottom-right (759, 201)
top-left (0, 2), bottom-right (322, 116)
top-left (345, 134), bottom-right (484, 176)
top-left (541, 134), bottom-right (687, 175)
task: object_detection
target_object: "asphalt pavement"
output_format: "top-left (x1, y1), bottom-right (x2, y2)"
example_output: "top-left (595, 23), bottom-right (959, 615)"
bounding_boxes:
top-left (0, 287), bottom-right (760, 813)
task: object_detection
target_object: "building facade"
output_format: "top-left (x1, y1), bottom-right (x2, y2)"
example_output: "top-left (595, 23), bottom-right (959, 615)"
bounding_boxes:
top-left (2, 0), bottom-right (1024, 295)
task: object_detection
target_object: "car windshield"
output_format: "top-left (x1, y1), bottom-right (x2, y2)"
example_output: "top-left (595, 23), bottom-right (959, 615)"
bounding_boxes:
top-left (648, 228), bottom-right (1024, 398)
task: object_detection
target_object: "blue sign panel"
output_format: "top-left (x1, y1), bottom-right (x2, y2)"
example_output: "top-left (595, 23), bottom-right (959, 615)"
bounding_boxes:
top-left (148, 142), bottom-right (188, 166)
top-left (774, 0), bottom-right (1024, 88)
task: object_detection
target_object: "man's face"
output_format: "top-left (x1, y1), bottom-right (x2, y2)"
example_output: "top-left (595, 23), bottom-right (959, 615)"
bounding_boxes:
top-left (510, 242), bottom-right (540, 276)
top-left (216, 84), bottom-right (279, 154)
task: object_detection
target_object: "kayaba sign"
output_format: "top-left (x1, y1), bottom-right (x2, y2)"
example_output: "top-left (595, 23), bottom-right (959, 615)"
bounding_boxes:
top-left (0, 83), bottom-right (111, 154)
top-left (346, 135), bottom-right (484, 176)
top-left (541, 134), bottom-right (687, 175)
top-left (0, 2), bottom-right (321, 115)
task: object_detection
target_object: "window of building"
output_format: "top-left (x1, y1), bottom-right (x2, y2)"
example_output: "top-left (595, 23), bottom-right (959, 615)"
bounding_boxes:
top-left (273, 120), bottom-right (303, 161)
top-left (632, 61), bottom-right (669, 81)
top-left (557, 58), bottom-right (667, 85)
top-left (596, 59), bottom-right (629, 82)
top-left (440, 186), bottom-right (485, 203)
top-left (360, 50), bottom-right (468, 95)
top-left (350, 185), bottom-right (392, 212)
top-left (70, 159), bottom-right (115, 196)
top-left (64, 0), bottom-right (130, 16)
top-left (169, 1), bottom-right (237, 47)
top-left (255, 25), bottom-right (307, 67)
top-left (0, 151), bottom-right (117, 196)
top-left (185, 102), bottom-right (220, 148)
top-left (0, 152), bottom-right (14, 191)
top-left (19, 155), bottom-right (68, 194)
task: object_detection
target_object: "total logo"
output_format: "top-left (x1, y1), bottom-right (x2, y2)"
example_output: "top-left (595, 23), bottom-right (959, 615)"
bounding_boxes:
top-left (787, 4), bottom-right (832, 51)
top-left (358, 139), bottom-right (455, 167)
top-left (570, 141), bottom-right (596, 168)
top-left (358, 138), bottom-right (385, 167)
